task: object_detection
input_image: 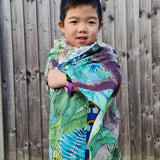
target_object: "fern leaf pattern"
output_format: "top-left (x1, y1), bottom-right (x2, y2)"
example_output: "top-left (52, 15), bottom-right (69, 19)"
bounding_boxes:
top-left (60, 128), bottom-right (87, 160)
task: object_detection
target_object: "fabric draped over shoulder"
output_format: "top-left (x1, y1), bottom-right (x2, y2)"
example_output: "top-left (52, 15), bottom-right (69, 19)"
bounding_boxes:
top-left (45, 38), bottom-right (121, 160)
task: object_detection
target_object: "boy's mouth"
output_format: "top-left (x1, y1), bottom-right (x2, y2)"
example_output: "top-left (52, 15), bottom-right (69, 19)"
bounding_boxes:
top-left (76, 36), bottom-right (87, 43)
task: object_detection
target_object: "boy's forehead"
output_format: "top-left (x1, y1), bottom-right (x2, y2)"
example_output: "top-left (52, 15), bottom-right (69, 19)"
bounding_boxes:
top-left (66, 5), bottom-right (98, 17)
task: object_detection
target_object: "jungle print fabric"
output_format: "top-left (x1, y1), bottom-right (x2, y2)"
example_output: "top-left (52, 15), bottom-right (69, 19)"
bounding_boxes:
top-left (45, 37), bottom-right (121, 160)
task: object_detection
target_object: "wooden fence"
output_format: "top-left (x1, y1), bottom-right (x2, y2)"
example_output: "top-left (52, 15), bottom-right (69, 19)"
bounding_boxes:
top-left (0, 0), bottom-right (160, 159)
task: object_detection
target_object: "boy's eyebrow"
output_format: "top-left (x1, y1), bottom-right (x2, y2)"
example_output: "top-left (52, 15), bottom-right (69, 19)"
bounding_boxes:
top-left (68, 16), bottom-right (98, 20)
top-left (88, 16), bottom-right (98, 20)
top-left (68, 16), bottom-right (78, 19)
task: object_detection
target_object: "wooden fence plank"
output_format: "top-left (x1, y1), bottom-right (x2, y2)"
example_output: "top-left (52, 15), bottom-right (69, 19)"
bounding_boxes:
top-left (0, 57), bottom-right (4, 160)
top-left (0, 0), bottom-right (16, 159)
top-left (101, 0), bottom-right (115, 47)
top-left (139, 0), bottom-right (154, 159)
top-left (0, 13), bottom-right (4, 159)
top-left (23, 0), bottom-right (42, 159)
top-left (114, 0), bottom-right (131, 159)
top-left (152, 0), bottom-right (160, 159)
top-left (49, 0), bottom-right (56, 46)
top-left (10, 0), bottom-right (29, 159)
top-left (52, 0), bottom-right (63, 38)
top-left (126, 0), bottom-right (142, 159)
top-left (37, 0), bottom-right (51, 159)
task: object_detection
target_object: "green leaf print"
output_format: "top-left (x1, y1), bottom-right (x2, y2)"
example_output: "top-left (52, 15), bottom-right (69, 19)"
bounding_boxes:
top-left (49, 119), bottom-right (62, 150)
top-left (52, 149), bottom-right (62, 160)
top-left (62, 106), bottom-right (88, 135)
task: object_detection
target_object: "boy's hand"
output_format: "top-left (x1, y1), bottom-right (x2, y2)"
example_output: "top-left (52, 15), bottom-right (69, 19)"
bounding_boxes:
top-left (47, 69), bottom-right (67, 89)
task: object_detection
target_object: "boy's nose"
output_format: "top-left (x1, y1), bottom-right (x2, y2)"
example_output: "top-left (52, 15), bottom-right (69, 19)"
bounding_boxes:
top-left (78, 24), bottom-right (87, 33)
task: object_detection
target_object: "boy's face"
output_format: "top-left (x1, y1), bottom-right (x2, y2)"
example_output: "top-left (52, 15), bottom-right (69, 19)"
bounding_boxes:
top-left (58, 5), bottom-right (103, 48)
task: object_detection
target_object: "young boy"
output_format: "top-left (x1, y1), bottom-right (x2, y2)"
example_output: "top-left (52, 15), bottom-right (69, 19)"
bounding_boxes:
top-left (45, 0), bottom-right (121, 159)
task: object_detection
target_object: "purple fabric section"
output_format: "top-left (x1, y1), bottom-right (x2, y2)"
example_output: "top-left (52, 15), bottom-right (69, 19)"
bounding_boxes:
top-left (71, 47), bottom-right (121, 97)
top-left (72, 79), bottom-right (117, 92)
top-left (51, 59), bottom-right (58, 67)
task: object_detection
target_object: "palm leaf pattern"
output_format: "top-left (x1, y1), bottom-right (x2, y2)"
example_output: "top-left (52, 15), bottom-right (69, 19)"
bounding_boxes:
top-left (60, 128), bottom-right (87, 160)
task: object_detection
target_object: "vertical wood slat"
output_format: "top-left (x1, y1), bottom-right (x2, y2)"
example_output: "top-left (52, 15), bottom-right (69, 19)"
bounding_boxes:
top-left (114, 0), bottom-right (131, 160)
top-left (10, 0), bottom-right (29, 159)
top-left (0, 0), bottom-right (16, 159)
top-left (139, 0), bottom-right (154, 159)
top-left (126, 0), bottom-right (142, 159)
top-left (0, 57), bottom-right (4, 160)
top-left (152, 0), bottom-right (160, 159)
top-left (23, 0), bottom-right (42, 159)
top-left (102, 0), bottom-right (115, 47)
top-left (36, 0), bottom-right (51, 159)
top-left (53, 0), bottom-right (63, 38)
top-left (50, 0), bottom-right (56, 46)
top-left (0, 12), bottom-right (4, 159)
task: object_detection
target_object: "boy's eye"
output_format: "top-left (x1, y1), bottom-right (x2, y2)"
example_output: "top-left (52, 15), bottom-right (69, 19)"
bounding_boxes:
top-left (88, 21), bottom-right (96, 24)
top-left (70, 21), bottom-right (77, 24)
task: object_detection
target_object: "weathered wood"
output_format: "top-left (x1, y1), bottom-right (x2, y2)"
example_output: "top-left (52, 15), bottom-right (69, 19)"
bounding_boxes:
top-left (152, 0), bottom-right (160, 159)
top-left (0, 59), bottom-right (4, 160)
top-left (1, 0), bottom-right (160, 159)
top-left (139, 0), bottom-right (154, 159)
top-left (37, 0), bottom-right (51, 159)
top-left (49, 0), bottom-right (56, 46)
top-left (0, 12), bottom-right (4, 159)
top-left (101, 0), bottom-right (115, 47)
top-left (0, 0), bottom-right (16, 159)
top-left (114, 0), bottom-right (131, 160)
top-left (10, 0), bottom-right (29, 159)
top-left (52, 0), bottom-right (63, 38)
top-left (126, 0), bottom-right (142, 159)
top-left (23, 0), bottom-right (42, 159)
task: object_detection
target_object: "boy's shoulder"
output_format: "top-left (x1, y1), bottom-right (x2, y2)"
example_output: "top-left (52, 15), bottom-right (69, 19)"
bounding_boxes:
top-left (96, 40), bottom-right (118, 58)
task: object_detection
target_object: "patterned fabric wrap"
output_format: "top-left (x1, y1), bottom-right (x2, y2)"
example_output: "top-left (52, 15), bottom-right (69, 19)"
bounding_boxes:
top-left (45, 38), bottom-right (121, 160)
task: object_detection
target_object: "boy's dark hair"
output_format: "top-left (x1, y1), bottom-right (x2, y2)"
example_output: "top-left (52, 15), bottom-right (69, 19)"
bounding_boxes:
top-left (60, 0), bottom-right (102, 25)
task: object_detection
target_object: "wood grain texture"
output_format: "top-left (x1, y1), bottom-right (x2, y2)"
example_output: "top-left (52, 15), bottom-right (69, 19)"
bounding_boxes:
top-left (53, 0), bottom-right (63, 38)
top-left (126, 0), bottom-right (142, 159)
top-left (0, 7), bottom-right (4, 158)
top-left (23, 0), bottom-right (42, 159)
top-left (36, 0), bottom-right (51, 159)
top-left (10, 0), bottom-right (29, 159)
top-left (152, 0), bottom-right (160, 159)
top-left (0, 0), bottom-right (16, 159)
top-left (140, 0), bottom-right (154, 159)
top-left (114, 0), bottom-right (131, 160)
top-left (101, 0), bottom-right (115, 47)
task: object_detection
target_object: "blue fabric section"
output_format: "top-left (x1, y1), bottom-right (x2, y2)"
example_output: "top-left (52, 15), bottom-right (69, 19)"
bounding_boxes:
top-left (60, 128), bottom-right (87, 160)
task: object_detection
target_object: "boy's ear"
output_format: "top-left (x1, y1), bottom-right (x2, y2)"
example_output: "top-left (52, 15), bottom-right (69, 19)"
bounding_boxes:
top-left (58, 21), bottom-right (64, 33)
top-left (98, 21), bottom-right (103, 31)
